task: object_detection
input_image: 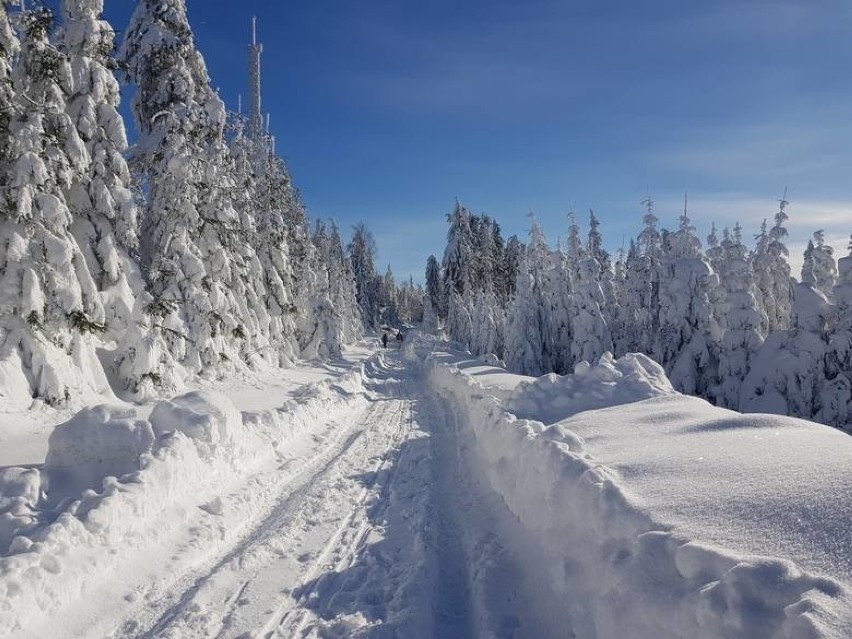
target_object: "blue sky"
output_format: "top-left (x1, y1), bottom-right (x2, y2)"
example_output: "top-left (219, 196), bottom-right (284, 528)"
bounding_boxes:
top-left (97, 0), bottom-right (852, 280)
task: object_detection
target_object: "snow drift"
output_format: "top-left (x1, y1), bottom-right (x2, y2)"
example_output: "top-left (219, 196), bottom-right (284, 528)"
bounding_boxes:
top-left (418, 339), bottom-right (852, 639)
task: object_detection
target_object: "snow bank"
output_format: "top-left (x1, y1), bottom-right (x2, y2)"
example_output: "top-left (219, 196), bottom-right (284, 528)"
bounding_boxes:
top-left (507, 351), bottom-right (676, 423)
top-left (0, 362), bottom-right (370, 637)
top-left (424, 350), bottom-right (852, 639)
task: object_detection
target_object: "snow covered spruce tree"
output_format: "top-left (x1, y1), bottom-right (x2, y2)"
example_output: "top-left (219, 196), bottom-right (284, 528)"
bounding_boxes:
top-left (810, 229), bottom-right (837, 301)
top-left (229, 114), bottom-right (298, 366)
top-left (421, 288), bottom-right (439, 334)
top-left (588, 210), bottom-right (616, 331)
top-left (824, 238), bottom-right (852, 430)
top-left (59, 0), bottom-right (139, 335)
top-left (656, 206), bottom-right (721, 396)
top-left (441, 200), bottom-right (473, 321)
top-left (504, 217), bottom-right (548, 375)
top-left (540, 243), bottom-right (573, 373)
top-left (609, 246), bottom-right (632, 356)
top-left (760, 196), bottom-right (795, 332)
top-left (299, 220), bottom-right (344, 359)
top-left (379, 264), bottom-right (399, 326)
top-left (636, 197), bottom-right (663, 359)
top-left (348, 222), bottom-right (381, 329)
top-left (121, 0), bottom-right (264, 381)
top-left (741, 278), bottom-right (832, 421)
top-left (571, 255), bottom-right (612, 366)
top-left (424, 254), bottom-right (442, 324)
top-left (328, 221), bottom-right (362, 342)
top-left (0, 0), bottom-right (18, 193)
top-left (715, 224), bottom-right (764, 408)
top-left (0, 6), bottom-right (115, 405)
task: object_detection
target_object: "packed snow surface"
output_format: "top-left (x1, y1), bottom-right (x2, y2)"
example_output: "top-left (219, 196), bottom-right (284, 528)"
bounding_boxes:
top-left (0, 333), bottom-right (850, 638)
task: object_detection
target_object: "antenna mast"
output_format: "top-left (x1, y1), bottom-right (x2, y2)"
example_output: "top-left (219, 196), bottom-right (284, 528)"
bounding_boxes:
top-left (248, 16), bottom-right (263, 139)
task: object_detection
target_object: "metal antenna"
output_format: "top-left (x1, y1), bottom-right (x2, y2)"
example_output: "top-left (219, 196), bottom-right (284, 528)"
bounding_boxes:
top-left (248, 16), bottom-right (263, 140)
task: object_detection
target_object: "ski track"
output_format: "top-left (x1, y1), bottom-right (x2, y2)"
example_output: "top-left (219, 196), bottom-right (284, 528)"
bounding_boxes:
top-left (90, 354), bottom-right (524, 639)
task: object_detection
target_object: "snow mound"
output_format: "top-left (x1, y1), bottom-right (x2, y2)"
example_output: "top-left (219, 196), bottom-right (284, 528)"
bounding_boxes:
top-left (44, 405), bottom-right (155, 501)
top-left (0, 468), bottom-right (41, 554)
top-left (149, 390), bottom-right (241, 457)
top-left (426, 352), bottom-right (852, 639)
top-left (507, 351), bottom-right (676, 423)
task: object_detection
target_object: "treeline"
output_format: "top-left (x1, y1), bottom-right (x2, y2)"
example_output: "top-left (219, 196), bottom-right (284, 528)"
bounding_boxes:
top-left (0, 0), bottom-right (399, 405)
top-left (426, 199), bottom-right (852, 432)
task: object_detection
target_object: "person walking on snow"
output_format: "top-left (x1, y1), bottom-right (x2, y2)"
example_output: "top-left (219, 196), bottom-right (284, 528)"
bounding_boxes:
top-left (382, 332), bottom-right (389, 349)
top-left (396, 331), bottom-right (404, 348)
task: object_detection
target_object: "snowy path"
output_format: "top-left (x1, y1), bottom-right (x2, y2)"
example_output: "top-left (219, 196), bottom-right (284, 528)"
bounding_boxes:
top-left (71, 353), bottom-right (528, 639)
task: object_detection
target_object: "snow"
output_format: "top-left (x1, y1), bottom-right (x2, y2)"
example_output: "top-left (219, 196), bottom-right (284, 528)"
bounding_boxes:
top-left (1, 334), bottom-right (850, 638)
top-left (418, 335), bottom-right (852, 638)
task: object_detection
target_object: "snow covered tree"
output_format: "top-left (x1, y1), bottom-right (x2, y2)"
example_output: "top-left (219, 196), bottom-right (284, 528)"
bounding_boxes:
top-left (442, 200), bottom-right (473, 303)
top-left (588, 209), bottom-right (616, 330)
top-left (763, 195), bottom-right (794, 331)
top-left (811, 230), bottom-right (837, 299)
top-left (0, 6), bottom-right (113, 405)
top-left (610, 245), bottom-right (631, 356)
top-left (425, 254), bottom-right (443, 321)
top-left (502, 234), bottom-right (522, 302)
top-left (741, 281), bottom-right (831, 421)
top-left (751, 218), bottom-right (776, 337)
top-left (328, 221), bottom-right (361, 342)
top-left (623, 239), bottom-right (652, 354)
top-left (637, 197), bottom-right (663, 356)
top-left (445, 286), bottom-right (473, 349)
top-left (565, 211), bottom-right (585, 284)
top-left (0, 0), bottom-right (17, 185)
top-left (825, 238), bottom-right (852, 430)
top-left (60, 0), bottom-right (139, 336)
top-left (469, 285), bottom-right (503, 357)
top-left (348, 223), bottom-right (380, 328)
top-left (541, 247), bottom-right (573, 374)
top-left (379, 264), bottom-right (399, 326)
top-left (300, 220), bottom-right (344, 359)
top-left (249, 147), bottom-right (299, 364)
top-left (421, 290), bottom-right (439, 335)
top-left (504, 218), bottom-right (548, 375)
top-left (397, 276), bottom-right (423, 325)
top-left (714, 224), bottom-right (764, 408)
top-left (122, 0), bottom-right (258, 377)
top-left (504, 255), bottom-right (545, 376)
top-left (571, 257), bottom-right (613, 365)
top-left (657, 206), bottom-right (720, 396)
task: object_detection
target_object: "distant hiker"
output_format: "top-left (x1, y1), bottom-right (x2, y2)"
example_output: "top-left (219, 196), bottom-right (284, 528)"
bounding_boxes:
top-left (382, 332), bottom-right (389, 349)
top-left (396, 331), bottom-right (404, 347)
